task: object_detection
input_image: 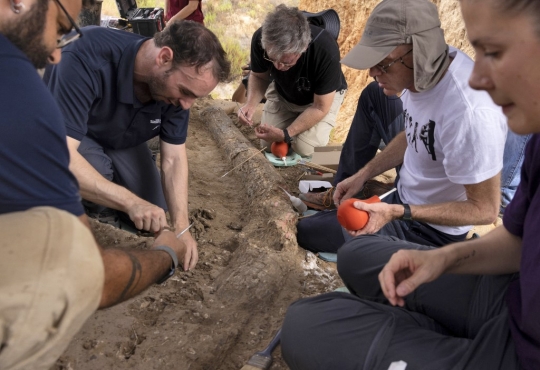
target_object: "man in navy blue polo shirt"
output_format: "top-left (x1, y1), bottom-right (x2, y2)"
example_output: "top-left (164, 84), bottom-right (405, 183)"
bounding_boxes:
top-left (46, 22), bottom-right (230, 270)
top-left (1, 0), bottom-right (202, 368)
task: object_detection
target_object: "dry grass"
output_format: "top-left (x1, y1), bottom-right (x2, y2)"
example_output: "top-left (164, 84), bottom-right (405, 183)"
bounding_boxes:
top-left (99, 0), bottom-right (296, 82)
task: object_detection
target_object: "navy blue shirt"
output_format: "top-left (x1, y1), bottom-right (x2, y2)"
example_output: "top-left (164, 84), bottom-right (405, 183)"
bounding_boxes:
top-left (250, 24), bottom-right (347, 106)
top-left (0, 34), bottom-right (83, 216)
top-left (46, 26), bottom-right (189, 150)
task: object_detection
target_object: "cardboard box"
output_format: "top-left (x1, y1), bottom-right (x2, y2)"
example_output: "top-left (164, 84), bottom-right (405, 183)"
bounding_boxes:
top-left (310, 144), bottom-right (342, 166)
top-left (301, 144), bottom-right (342, 182)
top-left (115, 0), bottom-right (165, 37)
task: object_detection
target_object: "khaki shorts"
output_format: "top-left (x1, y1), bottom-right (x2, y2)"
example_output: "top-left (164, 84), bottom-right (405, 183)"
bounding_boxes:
top-left (262, 82), bottom-right (346, 156)
top-left (0, 207), bottom-right (104, 370)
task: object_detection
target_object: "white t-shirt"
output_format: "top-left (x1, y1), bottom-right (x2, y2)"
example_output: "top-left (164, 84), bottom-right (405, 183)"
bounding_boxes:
top-left (399, 47), bottom-right (507, 235)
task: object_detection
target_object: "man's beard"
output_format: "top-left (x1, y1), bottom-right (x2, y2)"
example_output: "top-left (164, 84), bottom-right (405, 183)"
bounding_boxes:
top-left (147, 69), bottom-right (173, 104)
top-left (2, 0), bottom-right (51, 69)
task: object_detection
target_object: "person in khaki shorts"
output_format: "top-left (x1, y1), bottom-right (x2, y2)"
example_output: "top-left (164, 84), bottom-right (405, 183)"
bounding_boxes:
top-left (0, 0), bottom-right (192, 369)
top-left (238, 4), bottom-right (347, 157)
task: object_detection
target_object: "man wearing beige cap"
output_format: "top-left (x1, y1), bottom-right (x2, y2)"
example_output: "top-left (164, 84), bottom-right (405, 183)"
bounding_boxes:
top-left (296, 0), bottom-right (529, 256)
top-left (280, 0), bottom-right (525, 368)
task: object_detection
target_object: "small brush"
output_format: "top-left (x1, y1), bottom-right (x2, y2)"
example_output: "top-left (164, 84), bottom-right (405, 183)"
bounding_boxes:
top-left (240, 328), bottom-right (282, 370)
top-left (379, 187), bottom-right (397, 200)
top-left (236, 102), bottom-right (250, 123)
top-left (176, 222), bottom-right (194, 239)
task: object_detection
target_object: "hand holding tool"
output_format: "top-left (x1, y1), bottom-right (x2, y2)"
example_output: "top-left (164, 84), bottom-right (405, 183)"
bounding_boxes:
top-left (240, 328), bottom-right (282, 370)
top-left (337, 188), bottom-right (396, 231)
top-left (176, 223), bottom-right (193, 239)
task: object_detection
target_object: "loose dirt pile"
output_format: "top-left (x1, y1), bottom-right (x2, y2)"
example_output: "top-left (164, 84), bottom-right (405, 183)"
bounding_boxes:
top-left (54, 99), bottom-right (342, 370)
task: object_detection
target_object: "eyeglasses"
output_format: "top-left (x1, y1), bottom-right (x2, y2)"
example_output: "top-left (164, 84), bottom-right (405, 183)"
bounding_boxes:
top-left (54, 0), bottom-right (83, 48)
top-left (263, 50), bottom-right (297, 68)
top-left (374, 49), bottom-right (413, 74)
top-left (296, 77), bottom-right (311, 92)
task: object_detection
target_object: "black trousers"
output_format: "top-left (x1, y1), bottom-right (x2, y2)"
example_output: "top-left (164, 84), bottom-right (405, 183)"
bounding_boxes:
top-left (297, 191), bottom-right (467, 254)
top-left (281, 235), bottom-right (520, 370)
top-left (334, 81), bottom-right (404, 185)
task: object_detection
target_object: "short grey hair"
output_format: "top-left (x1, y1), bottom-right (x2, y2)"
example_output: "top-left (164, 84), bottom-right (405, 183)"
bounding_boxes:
top-left (261, 4), bottom-right (311, 60)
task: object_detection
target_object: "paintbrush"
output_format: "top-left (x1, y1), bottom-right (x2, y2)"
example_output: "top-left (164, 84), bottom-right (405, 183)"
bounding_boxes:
top-left (176, 222), bottom-right (194, 238)
top-left (240, 328), bottom-right (282, 370)
top-left (236, 102), bottom-right (260, 128)
top-left (236, 102), bottom-right (250, 123)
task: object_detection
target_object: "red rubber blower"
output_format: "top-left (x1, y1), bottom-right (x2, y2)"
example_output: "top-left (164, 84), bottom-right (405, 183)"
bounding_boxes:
top-left (337, 195), bottom-right (381, 231)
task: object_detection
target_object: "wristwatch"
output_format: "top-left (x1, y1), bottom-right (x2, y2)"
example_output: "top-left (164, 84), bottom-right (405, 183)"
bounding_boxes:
top-left (401, 204), bottom-right (413, 221)
top-left (282, 128), bottom-right (293, 144)
top-left (154, 245), bottom-right (178, 284)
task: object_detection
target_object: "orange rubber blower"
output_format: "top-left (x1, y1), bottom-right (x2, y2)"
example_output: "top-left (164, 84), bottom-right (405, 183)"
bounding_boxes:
top-left (271, 141), bottom-right (289, 158)
top-left (337, 195), bottom-right (381, 231)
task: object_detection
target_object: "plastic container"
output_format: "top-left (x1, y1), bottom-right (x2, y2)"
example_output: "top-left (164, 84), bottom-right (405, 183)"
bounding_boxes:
top-left (279, 187), bottom-right (308, 213)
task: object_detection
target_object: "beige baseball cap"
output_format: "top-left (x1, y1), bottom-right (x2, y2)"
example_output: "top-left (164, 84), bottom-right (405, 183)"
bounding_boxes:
top-left (341, 0), bottom-right (450, 91)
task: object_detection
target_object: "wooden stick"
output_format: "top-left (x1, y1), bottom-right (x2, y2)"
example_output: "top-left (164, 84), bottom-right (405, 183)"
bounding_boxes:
top-left (221, 147), bottom-right (267, 178)
top-left (297, 160), bottom-right (337, 174)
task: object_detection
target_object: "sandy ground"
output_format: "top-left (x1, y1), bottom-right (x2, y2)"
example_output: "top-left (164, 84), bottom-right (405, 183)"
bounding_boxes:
top-left (53, 99), bottom-right (343, 370)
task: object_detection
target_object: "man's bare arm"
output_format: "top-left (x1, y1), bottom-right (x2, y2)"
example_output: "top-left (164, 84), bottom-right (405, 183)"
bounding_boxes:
top-left (67, 137), bottom-right (167, 232)
top-left (334, 131), bottom-right (407, 204)
top-left (285, 91), bottom-right (335, 137)
top-left (160, 141), bottom-right (198, 270)
top-left (78, 214), bottom-right (184, 308)
top-left (238, 71), bottom-right (271, 125)
top-left (357, 131), bottom-right (407, 182)
top-left (407, 174), bottom-right (501, 226)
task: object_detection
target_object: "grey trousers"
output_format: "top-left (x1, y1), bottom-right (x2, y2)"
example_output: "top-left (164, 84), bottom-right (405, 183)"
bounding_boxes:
top-left (281, 235), bottom-right (520, 370)
top-left (78, 136), bottom-right (167, 214)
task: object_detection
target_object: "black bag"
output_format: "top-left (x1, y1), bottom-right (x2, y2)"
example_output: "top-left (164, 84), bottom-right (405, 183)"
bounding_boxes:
top-left (301, 9), bottom-right (341, 40)
top-left (115, 0), bottom-right (165, 37)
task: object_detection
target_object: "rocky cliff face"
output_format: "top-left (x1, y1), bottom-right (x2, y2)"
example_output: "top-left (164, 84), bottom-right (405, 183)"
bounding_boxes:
top-left (299, 0), bottom-right (473, 142)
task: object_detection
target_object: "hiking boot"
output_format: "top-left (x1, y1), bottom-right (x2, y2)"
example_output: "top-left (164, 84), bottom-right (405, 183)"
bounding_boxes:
top-left (86, 208), bottom-right (120, 228)
top-left (357, 179), bottom-right (395, 199)
top-left (299, 187), bottom-right (336, 210)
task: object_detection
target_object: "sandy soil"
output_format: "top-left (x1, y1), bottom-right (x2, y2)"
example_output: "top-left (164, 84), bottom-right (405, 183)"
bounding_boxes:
top-left (53, 99), bottom-right (343, 370)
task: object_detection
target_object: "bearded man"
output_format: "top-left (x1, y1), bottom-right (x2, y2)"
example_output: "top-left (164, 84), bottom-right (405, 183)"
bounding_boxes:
top-left (0, 0), bottom-right (210, 368)
top-left (45, 21), bottom-right (230, 270)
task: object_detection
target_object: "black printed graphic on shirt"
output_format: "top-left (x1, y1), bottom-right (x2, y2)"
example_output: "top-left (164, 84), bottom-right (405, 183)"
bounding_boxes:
top-left (404, 109), bottom-right (437, 161)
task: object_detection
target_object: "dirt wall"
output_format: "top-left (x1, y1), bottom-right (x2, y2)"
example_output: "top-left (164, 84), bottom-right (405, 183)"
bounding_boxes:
top-left (299, 0), bottom-right (472, 143)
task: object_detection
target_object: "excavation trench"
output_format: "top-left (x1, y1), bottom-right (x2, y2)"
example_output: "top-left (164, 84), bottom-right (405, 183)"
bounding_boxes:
top-left (57, 100), bottom-right (341, 370)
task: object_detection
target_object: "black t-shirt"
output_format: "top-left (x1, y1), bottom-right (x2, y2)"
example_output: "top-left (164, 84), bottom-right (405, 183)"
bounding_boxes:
top-left (250, 24), bottom-right (347, 106)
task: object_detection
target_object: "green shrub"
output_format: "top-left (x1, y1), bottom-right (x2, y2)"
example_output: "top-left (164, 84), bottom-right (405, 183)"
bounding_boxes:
top-left (218, 36), bottom-right (249, 81)
top-left (204, 11), bottom-right (216, 24)
top-left (99, 0), bottom-right (295, 84)
top-left (215, 0), bottom-right (232, 12)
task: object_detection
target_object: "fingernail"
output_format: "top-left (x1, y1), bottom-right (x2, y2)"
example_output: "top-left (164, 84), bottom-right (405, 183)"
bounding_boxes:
top-left (396, 286), bottom-right (407, 296)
